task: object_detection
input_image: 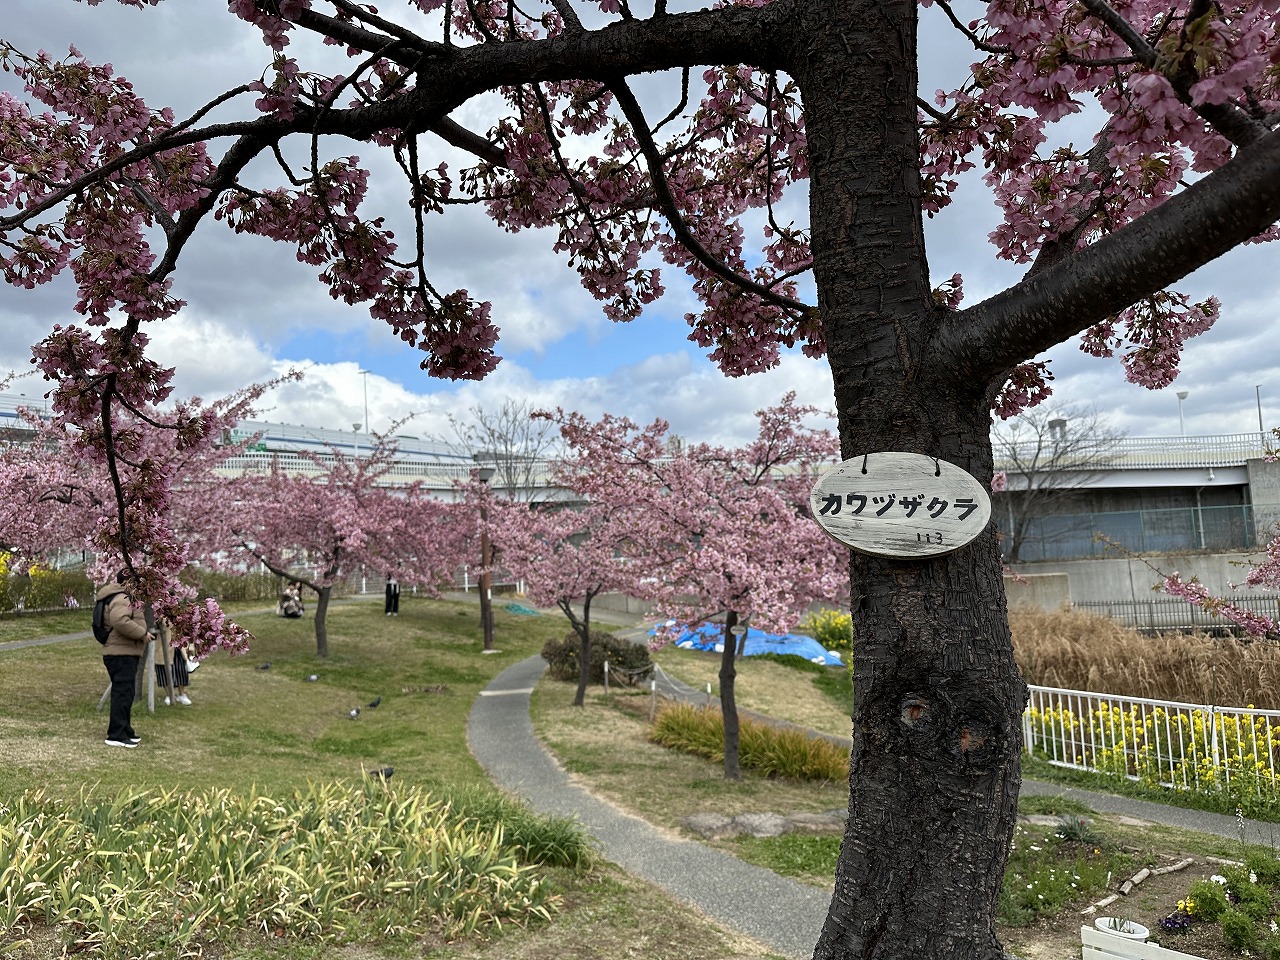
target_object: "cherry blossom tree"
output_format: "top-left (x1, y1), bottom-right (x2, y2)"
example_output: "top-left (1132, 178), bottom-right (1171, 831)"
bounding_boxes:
top-left (549, 394), bottom-right (847, 777)
top-left (0, 383), bottom-right (277, 655)
top-left (490, 499), bottom-right (639, 705)
top-left (4, 0), bottom-right (1280, 954)
top-left (181, 432), bottom-right (467, 657)
top-left (0, 412), bottom-right (102, 563)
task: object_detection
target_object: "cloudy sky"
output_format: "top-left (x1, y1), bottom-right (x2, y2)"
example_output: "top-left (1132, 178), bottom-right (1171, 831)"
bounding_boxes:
top-left (2, 1), bottom-right (1277, 449)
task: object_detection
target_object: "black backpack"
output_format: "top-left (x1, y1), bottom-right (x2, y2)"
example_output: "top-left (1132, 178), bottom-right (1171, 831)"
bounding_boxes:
top-left (92, 596), bottom-right (112, 644)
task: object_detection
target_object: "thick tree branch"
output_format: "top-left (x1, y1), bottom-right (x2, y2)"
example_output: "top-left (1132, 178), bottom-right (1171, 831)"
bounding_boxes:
top-left (549, 0), bottom-right (585, 33)
top-left (1024, 133), bottom-right (1116, 277)
top-left (149, 131), bottom-right (285, 282)
top-left (295, 4), bottom-right (448, 61)
top-left (939, 127), bottom-right (1280, 381)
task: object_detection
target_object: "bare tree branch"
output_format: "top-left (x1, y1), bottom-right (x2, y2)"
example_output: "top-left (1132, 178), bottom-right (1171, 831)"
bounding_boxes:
top-left (608, 79), bottom-right (812, 314)
top-left (931, 0), bottom-right (1011, 54)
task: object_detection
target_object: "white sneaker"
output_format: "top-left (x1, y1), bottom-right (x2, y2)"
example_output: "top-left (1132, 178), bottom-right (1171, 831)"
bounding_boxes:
top-left (175, 694), bottom-right (192, 705)
top-left (163, 697), bottom-right (171, 706)
top-left (105, 738), bottom-right (138, 749)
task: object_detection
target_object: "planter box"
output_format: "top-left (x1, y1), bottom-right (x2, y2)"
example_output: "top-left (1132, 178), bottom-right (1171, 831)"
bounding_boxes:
top-left (1081, 926), bottom-right (1207, 960)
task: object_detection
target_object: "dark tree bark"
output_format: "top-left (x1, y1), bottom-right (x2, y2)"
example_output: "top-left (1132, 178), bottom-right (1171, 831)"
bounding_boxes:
top-left (562, 591), bottom-right (599, 708)
top-left (314, 584), bottom-right (332, 659)
top-left (719, 610), bottom-right (742, 781)
top-left (787, 2), bottom-right (1023, 956)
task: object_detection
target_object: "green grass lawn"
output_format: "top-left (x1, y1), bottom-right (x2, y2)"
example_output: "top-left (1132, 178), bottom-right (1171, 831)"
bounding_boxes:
top-left (0, 596), bottom-right (541, 797)
top-left (0, 597), bottom-right (786, 960)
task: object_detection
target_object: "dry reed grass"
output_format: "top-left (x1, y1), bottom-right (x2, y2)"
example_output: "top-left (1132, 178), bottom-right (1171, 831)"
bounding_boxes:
top-left (1011, 609), bottom-right (1280, 710)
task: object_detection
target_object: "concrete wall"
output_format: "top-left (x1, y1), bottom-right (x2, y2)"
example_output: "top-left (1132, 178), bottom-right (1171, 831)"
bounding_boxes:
top-left (1006, 551), bottom-right (1279, 604)
top-left (594, 591), bottom-right (656, 616)
top-left (1247, 457), bottom-right (1280, 542)
top-left (1004, 573), bottom-right (1071, 611)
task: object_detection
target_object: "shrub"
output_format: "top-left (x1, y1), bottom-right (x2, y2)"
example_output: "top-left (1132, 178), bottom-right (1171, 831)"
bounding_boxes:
top-left (1247, 852), bottom-right (1280, 886)
top-left (0, 781), bottom-right (559, 956)
top-left (439, 783), bottom-right (597, 868)
top-left (1187, 879), bottom-right (1230, 921)
top-left (180, 567), bottom-right (284, 601)
top-left (0, 556), bottom-right (93, 612)
top-left (651, 702), bottom-right (848, 781)
top-left (1221, 908), bottom-right (1258, 952)
top-left (799, 609), bottom-right (853, 653)
top-left (541, 630), bottom-right (652, 686)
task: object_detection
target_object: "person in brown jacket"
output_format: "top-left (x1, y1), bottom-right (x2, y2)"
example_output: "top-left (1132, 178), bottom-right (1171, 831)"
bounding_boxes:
top-left (96, 572), bottom-right (157, 748)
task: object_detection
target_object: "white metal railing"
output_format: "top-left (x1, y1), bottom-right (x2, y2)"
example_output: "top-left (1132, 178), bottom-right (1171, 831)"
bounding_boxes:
top-left (1024, 684), bottom-right (1280, 800)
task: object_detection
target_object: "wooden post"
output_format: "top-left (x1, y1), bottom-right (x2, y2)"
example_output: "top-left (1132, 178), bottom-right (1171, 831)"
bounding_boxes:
top-left (648, 678), bottom-right (657, 723)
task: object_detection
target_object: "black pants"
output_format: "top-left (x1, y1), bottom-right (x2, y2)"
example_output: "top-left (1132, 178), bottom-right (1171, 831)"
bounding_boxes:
top-left (103, 655), bottom-right (140, 742)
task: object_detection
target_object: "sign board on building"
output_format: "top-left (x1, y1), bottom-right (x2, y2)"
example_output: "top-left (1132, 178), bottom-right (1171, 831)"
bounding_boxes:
top-left (810, 452), bottom-right (992, 558)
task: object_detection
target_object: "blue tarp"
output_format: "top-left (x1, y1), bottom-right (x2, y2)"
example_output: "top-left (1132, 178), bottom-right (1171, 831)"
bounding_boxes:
top-left (654, 621), bottom-right (845, 667)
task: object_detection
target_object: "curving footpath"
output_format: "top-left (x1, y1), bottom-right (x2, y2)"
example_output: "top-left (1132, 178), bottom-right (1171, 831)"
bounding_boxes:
top-left (467, 654), bottom-right (831, 960)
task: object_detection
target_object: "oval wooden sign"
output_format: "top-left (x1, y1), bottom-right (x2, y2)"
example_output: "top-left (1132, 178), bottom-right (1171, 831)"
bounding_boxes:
top-left (810, 453), bottom-right (992, 558)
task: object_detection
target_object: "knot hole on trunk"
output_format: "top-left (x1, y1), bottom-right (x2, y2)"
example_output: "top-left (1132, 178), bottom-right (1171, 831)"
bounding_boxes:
top-left (900, 697), bottom-right (928, 726)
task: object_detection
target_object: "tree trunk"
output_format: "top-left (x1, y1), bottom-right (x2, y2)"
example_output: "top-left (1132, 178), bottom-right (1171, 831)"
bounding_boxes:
top-left (787, 1), bottom-right (1025, 956)
top-left (573, 594), bottom-right (593, 708)
top-left (314, 585), bottom-right (331, 658)
top-left (719, 611), bottom-right (741, 781)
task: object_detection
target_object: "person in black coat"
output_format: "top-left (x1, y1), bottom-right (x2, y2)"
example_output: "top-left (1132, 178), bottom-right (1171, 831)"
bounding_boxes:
top-left (384, 574), bottom-right (400, 616)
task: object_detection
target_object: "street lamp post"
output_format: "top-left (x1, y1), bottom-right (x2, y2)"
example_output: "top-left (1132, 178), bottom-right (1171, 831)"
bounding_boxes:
top-left (1176, 390), bottom-right (1189, 437)
top-left (473, 459), bottom-right (496, 653)
top-left (353, 421), bottom-right (362, 458)
top-left (359, 369), bottom-right (371, 437)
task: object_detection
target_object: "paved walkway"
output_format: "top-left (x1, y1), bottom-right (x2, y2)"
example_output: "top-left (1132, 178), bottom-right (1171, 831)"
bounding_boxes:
top-left (468, 655), bottom-right (831, 959)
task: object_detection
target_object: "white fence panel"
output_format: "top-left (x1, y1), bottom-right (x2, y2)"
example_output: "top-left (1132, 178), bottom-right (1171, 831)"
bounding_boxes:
top-left (1024, 685), bottom-right (1280, 800)
top-left (1081, 926), bottom-right (1206, 960)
